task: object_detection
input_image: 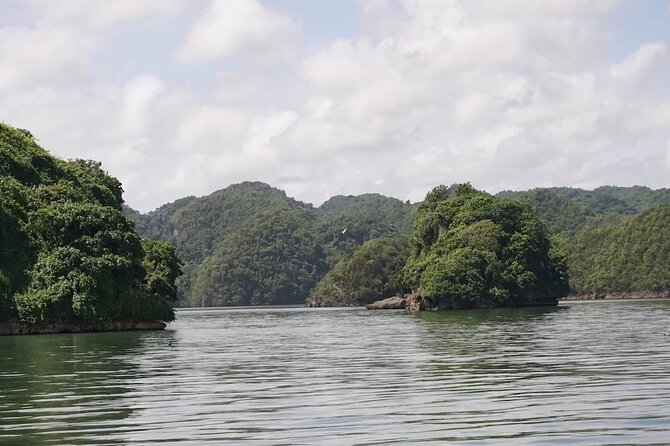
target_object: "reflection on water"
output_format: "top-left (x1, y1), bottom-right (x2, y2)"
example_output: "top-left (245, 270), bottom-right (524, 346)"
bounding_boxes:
top-left (2, 300), bottom-right (670, 444)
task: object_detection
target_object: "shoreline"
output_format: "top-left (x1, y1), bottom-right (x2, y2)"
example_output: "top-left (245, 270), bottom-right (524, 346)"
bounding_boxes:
top-left (561, 291), bottom-right (670, 301)
top-left (0, 320), bottom-right (167, 336)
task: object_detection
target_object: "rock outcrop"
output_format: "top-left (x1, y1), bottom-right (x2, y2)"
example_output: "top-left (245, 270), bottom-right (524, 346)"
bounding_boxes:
top-left (366, 293), bottom-right (559, 311)
top-left (365, 296), bottom-right (407, 310)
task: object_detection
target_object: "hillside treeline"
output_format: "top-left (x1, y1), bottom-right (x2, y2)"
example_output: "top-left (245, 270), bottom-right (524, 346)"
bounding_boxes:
top-left (127, 178), bottom-right (670, 306)
top-left (0, 124), bottom-right (180, 324)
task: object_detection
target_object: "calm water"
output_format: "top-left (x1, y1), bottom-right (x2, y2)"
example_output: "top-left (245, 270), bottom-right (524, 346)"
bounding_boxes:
top-left (2, 300), bottom-right (670, 445)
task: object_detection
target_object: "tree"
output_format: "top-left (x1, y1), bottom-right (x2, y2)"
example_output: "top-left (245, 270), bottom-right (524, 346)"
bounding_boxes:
top-left (308, 236), bottom-right (410, 306)
top-left (191, 208), bottom-right (326, 306)
top-left (558, 205), bottom-right (670, 294)
top-left (404, 184), bottom-right (569, 309)
top-left (0, 123), bottom-right (180, 324)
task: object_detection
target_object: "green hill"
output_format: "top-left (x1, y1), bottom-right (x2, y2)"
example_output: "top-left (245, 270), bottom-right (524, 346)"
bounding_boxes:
top-left (0, 124), bottom-right (180, 325)
top-left (314, 193), bottom-right (416, 267)
top-left (126, 180), bottom-right (670, 305)
top-left (307, 236), bottom-right (410, 307)
top-left (557, 205), bottom-right (670, 294)
top-left (497, 186), bottom-right (670, 235)
top-left (129, 184), bottom-right (416, 306)
top-left (130, 182), bottom-right (318, 305)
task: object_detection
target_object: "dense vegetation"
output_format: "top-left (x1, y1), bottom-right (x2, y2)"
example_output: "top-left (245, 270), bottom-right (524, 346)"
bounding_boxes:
top-left (128, 184), bottom-right (415, 306)
top-left (126, 182), bottom-right (308, 302)
top-left (5, 122), bottom-right (667, 314)
top-left (498, 186), bottom-right (670, 236)
top-left (0, 124), bottom-right (180, 324)
top-left (315, 194), bottom-right (416, 267)
top-left (124, 176), bottom-right (670, 306)
top-left (308, 236), bottom-right (410, 307)
top-left (191, 208), bottom-right (326, 306)
top-left (404, 184), bottom-right (569, 309)
top-left (556, 206), bottom-right (670, 294)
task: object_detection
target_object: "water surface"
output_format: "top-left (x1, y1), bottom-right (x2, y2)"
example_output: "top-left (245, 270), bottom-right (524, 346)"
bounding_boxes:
top-left (2, 300), bottom-right (670, 444)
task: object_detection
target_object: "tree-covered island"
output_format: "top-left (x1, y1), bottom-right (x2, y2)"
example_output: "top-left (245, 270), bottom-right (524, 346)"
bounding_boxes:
top-left (0, 124), bottom-right (181, 335)
top-left (401, 184), bottom-right (569, 310)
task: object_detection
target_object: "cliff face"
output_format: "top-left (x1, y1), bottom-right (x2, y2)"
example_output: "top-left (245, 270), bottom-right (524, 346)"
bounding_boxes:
top-left (0, 320), bottom-right (166, 336)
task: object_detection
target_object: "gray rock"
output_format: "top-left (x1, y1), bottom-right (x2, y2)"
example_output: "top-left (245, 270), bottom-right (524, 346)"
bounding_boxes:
top-left (365, 296), bottom-right (407, 310)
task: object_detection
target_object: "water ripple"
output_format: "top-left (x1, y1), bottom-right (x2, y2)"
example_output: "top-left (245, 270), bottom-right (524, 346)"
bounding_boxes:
top-left (2, 300), bottom-right (670, 444)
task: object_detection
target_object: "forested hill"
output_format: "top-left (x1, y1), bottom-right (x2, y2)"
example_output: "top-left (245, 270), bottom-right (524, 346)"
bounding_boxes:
top-left (126, 183), bottom-right (416, 306)
top-left (0, 124), bottom-right (180, 325)
top-left (497, 186), bottom-right (670, 235)
top-left (126, 182), bottom-right (670, 306)
top-left (557, 205), bottom-right (670, 295)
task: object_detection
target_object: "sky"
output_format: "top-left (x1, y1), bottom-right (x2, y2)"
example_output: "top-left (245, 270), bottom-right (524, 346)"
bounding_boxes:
top-left (1, 0), bottom-right (670, 212)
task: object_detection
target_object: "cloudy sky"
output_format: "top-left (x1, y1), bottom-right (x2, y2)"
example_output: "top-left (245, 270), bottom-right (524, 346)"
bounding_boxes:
top-left (1, 0), bottom-right (670, 212)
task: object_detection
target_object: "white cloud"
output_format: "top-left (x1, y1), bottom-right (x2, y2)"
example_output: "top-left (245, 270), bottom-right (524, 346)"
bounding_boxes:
top-left (25, 0), bottom-right (186, 29)
top-left (119, 75), bottom-right (166, 136)
top-left (0, 25), bottom-right (93, 91)
top-left (0, 1), bottom-right (185, 92)
top-left (2, 0), bottom-right (670, 212)
top-left (175, 106), bottom-right (251, 153)
top-left (611, 42), bottom-right (666, 82)
top-left (177, 0), bottom-right (299, 63)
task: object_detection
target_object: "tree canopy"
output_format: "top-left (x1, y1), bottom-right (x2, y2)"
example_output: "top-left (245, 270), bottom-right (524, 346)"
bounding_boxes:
top-left (0, 123), bottom-right (180, 324)
top-left (404, 184), bottom-right (569, 309)
top-left (191, 208), bottom-right (326, 306)
top-left (123, 177), bottom-right (670, 307)
top-left (498, 186), bottom-right (670, 236)
top-left (127, 183), bottom-right (417, 306)
top-left (557, 205), bottom-right (670, 294)
top-left (308, 236), bottom-right (410, 307)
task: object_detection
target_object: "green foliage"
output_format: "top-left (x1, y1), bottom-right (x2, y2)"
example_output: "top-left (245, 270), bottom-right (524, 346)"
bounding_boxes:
top-left (126, 176), bottom-right (670, 306)
top-left (140, 239), bottom-right (183, 302)
top-left (0, 123), bottom-right (179, 324)
top-left (550, 185), bottom-right (670, 215)
top-left (316, 193), bottom-right (417, 233)
top-left (0, 176), bottom-right (31, 318)
top-left (130, 182), bottom-right (417, 307)
top-left (496, 188), bottom-right (595, 235)
top-left (0, 125), bottom-right (61, 186)
top-left (419, 248), bottom-right (490, 306)
top-left (115, 291), bottom-right (176, 323)
top-left (191, 208), bottom-right (326, 306)
top-left (315, 194), bottom-right (417, 267)
top-left (309, 236), bottom-right (410, 306)
top-left (499, 186), bottom-right (670, 235)
top-left (132, 182), bottom-right (305, 302)
top-left (405, 184), bottom-right (569, 308)
top-left (62, 159), bottom-right (125, 210)
top-left (558, 205), bottom-right (670, 293)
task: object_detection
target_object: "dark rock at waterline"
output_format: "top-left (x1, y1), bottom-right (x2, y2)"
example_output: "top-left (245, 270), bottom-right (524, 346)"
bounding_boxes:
top-left (0, 319), bottom-right (167, 336)
top-left (366, 294), bottom-right (559, 311)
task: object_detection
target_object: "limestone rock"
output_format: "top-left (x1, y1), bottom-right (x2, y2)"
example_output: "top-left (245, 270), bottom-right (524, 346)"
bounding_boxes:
top-left (365, 296), bottom-right (407, 310)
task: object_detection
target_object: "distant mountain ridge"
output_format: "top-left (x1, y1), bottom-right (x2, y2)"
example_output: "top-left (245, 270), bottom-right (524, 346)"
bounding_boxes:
top-left (124, 182), bottom-right (417, 306)
top-left (124, 183), bottom-right (670, 306)
top-left (497, 186), bottom-right (670, 235)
